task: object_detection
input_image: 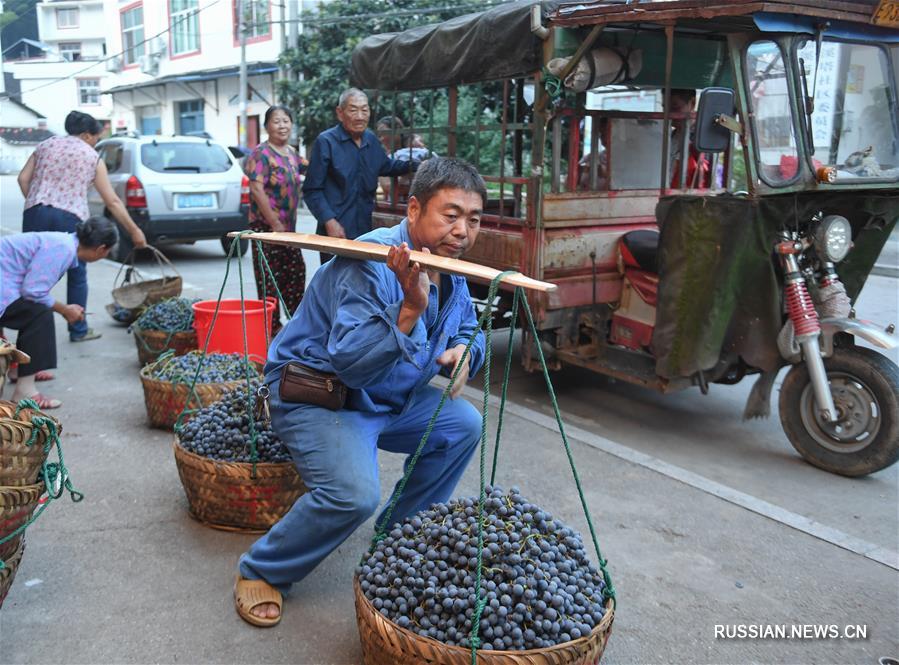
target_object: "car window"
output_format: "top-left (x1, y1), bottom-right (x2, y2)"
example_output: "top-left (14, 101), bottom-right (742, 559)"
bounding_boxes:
top-left (140, 142), bottom-right (233, 174)
top-left (101, 143), bottom-right (124, 173)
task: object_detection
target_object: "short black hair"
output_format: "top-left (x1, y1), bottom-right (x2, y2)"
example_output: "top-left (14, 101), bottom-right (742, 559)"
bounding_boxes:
top-left (264, 105), bottom-right (293, 126)
top-left (75, 216), bottom-right (118, 248)
top-left (64, 111), bottom-right (103, 136)
top-left (409, 157), bottom-right (487, 211)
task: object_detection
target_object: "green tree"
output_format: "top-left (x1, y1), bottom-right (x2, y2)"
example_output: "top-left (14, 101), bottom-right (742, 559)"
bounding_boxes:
top-left (0, 0), bottom-right (37, 33)
top-left (279, 0), bottom-right (482, 147)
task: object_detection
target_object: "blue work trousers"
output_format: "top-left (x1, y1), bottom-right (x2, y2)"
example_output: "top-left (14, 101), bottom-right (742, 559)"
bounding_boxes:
top-left (22, 205), bottom-right (88, 339)
top-left (239, 382), bottom-right (482, 593)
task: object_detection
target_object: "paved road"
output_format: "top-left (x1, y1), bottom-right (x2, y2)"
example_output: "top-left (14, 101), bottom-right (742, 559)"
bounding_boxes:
top-left (1, 176), bottom-right (897, 664)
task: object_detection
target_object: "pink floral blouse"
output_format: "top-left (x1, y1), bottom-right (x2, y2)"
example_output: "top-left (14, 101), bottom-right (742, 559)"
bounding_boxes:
top-left (24, 135), bottom-right (100, 221)
top-left (244, 142), bottom-right (308, 231)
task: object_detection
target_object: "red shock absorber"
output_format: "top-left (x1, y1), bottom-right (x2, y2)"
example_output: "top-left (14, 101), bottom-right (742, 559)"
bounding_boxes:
top-left (784, 279), bottom-right (820, 338)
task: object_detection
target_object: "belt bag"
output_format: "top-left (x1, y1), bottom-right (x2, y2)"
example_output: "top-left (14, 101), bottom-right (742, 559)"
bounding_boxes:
top-left (279, 361), bottom-right (347, 410)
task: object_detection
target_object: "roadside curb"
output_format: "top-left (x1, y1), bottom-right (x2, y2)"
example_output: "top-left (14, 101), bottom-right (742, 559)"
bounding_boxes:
top-left (872, 263), bottom-right (899, 279)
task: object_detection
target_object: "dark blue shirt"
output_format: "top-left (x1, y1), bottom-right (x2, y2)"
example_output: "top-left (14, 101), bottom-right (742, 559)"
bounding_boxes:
top-left (302, 124), bottom-right (412, 240)
top-left (265, 219), bottom-right (485, 414)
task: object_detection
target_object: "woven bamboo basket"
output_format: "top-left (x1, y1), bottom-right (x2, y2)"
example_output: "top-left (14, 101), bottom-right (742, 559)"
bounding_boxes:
top-left (112, 246), bottom-right (182, 314)
top-left (0, 536), bottom-right (26, 609)
top-left (0, 403), bottom-right (60, 487)
top-left (0, 483), bottom-right (43, 562)
top-left (354, 577), bottom-right (614, 665)
top-left (133, 327), bottom-right (198, 366)
top-left (139, 367), bottom-right (244, 430)
top-left (172, 437), bottom-right (305, 533)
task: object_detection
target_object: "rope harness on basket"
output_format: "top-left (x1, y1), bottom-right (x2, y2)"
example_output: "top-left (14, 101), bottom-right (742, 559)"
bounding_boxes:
top-left (0, 398), bottom-right (83, 570)
top-left (173, 233), bottom-right (294, 479)
top-left (365, 272), bottom-right (616, 664)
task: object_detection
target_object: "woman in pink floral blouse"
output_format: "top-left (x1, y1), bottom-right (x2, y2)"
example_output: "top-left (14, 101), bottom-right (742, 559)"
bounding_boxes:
top-left (245, 105), bottom-right (307, 331)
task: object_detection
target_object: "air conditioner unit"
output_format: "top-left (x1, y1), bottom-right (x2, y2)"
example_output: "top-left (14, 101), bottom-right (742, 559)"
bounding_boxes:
top-left (105, 56), bottom-right (122, 73)
top-left (139, 54), bottom-right (159, 76)
top-left (150, 37), bottom-right (167, 58)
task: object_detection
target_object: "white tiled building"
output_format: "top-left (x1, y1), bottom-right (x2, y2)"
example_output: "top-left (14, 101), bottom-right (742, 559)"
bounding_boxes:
top-left (101, 0), bottom-right (289, 147)
top-left (4, 0), bottom-right (114, 135)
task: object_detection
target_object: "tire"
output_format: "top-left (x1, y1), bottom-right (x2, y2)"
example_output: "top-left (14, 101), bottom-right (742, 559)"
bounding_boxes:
top-left (221, 235), bottom-right (249, 257)
top-left (779, 346), bottom-right (899, 477)
top-left (110, 233), bottom-right (134, 263)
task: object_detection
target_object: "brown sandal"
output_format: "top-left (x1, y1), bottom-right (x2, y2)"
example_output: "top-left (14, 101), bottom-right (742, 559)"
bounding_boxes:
top-left (234, 575), bottom-right (282, 627)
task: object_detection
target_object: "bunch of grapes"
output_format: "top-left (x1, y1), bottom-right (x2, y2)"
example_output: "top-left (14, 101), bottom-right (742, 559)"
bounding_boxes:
top-left (358, 486), bottom-right (608, 651)
top-left (178, 385), bottom-right (291, 463)
top-left (147, 351), bottom-right (258, 384)
top-left (134, 298), bottom-right (200, 332)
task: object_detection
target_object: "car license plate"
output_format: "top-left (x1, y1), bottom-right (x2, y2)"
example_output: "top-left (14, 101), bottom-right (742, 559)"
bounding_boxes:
top-left (176, 193), bottom-right (215, 209)
top-left (872, 0), bottom-right (899, 27)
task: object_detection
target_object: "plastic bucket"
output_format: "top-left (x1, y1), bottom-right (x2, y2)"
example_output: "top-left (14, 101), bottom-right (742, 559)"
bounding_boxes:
top-left (192, 298), bottom-right (276, 363)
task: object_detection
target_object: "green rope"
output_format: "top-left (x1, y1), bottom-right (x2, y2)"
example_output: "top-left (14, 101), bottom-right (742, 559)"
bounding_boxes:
top-left (172, 232), bottom-right (260, 440)
top-left (236, 238), bottom-right (260, 477)
top-left (489, 287), bottom-right (520, 485)
top-left (519, 294), bottom-right (616, 605)
top-left (0, 399), bottom-right (83, 570)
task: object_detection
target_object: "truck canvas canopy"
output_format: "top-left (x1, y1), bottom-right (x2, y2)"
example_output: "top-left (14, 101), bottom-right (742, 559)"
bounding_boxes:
top-left (351, 0), bottom-right (561, 90)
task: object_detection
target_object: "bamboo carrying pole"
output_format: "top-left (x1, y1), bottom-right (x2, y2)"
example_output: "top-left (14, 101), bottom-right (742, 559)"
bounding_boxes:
top-left (228, 232), bottom-right (557, 293)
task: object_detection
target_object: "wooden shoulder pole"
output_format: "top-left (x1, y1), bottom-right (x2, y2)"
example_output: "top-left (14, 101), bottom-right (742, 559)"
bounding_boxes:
top-left (229, 231), bottom-right (557, 293)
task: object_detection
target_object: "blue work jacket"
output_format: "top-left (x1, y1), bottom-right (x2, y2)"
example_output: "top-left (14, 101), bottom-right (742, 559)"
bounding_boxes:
top-left (266, 220), bottom-right (485, 414)
top-left (302, 124), bottom-right (412, 240)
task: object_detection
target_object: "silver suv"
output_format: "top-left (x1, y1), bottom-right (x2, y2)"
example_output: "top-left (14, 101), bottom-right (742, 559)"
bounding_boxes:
top-left (88, 134), bottom-right (249, 261)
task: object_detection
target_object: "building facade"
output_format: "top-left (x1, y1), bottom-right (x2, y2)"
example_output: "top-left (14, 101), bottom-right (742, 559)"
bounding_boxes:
top-left (4, 0), bottom-right (114, 135)
top-left (101, 0), bottom-right (288, 147)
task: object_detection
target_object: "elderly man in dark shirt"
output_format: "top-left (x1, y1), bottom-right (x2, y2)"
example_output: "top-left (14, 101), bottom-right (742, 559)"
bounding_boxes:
top-left (303, 88), bottom-right (415, 243)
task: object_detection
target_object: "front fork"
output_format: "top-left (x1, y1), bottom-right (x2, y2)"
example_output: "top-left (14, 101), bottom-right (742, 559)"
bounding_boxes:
top-left (777, 242), bottom-right (838, 422)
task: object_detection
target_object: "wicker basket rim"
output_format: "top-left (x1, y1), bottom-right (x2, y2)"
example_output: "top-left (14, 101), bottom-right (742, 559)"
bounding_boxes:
top-left (353, 574), bottom-right (614, 657)
top-left (138, 366), bottom-right (251, 385)
top-left (132, 326), bottom-right (197, 337)
top-left (172, 436), bottom-right (297, 472)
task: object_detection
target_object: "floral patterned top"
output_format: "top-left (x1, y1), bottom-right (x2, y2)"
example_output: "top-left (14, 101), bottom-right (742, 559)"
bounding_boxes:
top-left (244, 142), bottom-right (308, 231)
top-left (24, 135), bottom-right (100, 221)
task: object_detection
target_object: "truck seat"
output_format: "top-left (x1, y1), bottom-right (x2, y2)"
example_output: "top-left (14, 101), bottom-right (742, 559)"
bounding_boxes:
top-left (618, 229), bottom-right (660, 274)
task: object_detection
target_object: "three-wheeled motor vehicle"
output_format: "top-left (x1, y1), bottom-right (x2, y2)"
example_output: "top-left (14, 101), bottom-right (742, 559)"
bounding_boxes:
top-left (350, 0), bottom-right (899, 476)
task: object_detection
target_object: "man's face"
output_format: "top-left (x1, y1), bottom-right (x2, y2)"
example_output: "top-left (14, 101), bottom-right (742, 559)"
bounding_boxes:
top-left (337, 95), bottom-right (371, 140)
top-left (407, 188), bottom-right (482, 259)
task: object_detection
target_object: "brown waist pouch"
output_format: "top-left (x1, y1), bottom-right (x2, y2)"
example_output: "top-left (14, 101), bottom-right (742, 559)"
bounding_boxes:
top-left (279, 361), bottom-right (347, 410)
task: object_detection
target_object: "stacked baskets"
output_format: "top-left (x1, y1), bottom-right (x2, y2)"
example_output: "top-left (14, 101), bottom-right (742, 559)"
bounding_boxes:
top-left (0, 401), bottom-right (59, 608)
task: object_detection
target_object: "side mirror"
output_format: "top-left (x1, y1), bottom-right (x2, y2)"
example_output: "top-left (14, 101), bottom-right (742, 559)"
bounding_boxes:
top-left (695, 87), bottom-right (736, 153)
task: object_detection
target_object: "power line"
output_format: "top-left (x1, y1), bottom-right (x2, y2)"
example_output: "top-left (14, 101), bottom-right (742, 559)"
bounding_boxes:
top-left (0, 0), bottom-right (222, 101)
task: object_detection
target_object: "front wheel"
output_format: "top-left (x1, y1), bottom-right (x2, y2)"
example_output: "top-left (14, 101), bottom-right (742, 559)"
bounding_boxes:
top-left (779, 346), bottom-right (899, 477)
top-left (221, 235), bottom-right (249, 257)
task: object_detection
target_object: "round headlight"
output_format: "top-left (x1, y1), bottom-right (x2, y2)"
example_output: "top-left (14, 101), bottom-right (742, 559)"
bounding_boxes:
top-left (815, 215), bottom-right (852, 263)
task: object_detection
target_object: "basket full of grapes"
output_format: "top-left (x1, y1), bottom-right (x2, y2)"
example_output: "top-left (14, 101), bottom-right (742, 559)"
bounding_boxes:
top-left (131, 298), bottom-right (200, 366)
top-left (139, 351), bottom-right (261, 430)
top-left (173, 386), bottom-right (305, 533)
top-left (354, 486), bottom-right (614, 665)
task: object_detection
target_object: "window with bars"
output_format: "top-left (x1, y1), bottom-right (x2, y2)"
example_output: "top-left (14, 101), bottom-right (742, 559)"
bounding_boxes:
top-left (122, 5), bottom-right (145, 66)
top-left (170, 0), bottom-right (200, 55)
top-left (233, 0), bottom-right (270, 41)
top-left (57, 8), bottom-right (79, 28)
top-left (78, 79), bottom-right (101, 105)
top-left (59, 42), bottom-right (81, 61)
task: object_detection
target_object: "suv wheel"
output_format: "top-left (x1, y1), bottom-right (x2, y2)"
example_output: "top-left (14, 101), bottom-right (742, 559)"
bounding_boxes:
top-left (221, 235), bottom-right (249, 257)
top-left (111, 233), bottom-right (134, 263)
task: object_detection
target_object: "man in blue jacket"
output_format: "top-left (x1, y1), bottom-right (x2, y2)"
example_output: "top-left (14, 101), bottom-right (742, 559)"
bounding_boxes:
top-left (303, 88), bottom-right (416, 244)
top-left (235, 157), bottom-right (486, 627)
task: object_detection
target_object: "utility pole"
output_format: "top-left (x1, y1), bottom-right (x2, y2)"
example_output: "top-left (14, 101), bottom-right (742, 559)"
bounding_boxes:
top-left (278, 0), bottom-right (289, 102)
top-left (238, 0), bottom-right (248, 148)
